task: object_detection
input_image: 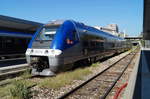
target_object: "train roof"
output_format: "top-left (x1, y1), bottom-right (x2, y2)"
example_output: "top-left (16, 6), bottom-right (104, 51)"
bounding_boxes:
top-left (0, 15), bottom-right (43, 33)
top-left (44, 20), bottom-right (124, 41)
top-left (69, 20), bottom-right (124, 41)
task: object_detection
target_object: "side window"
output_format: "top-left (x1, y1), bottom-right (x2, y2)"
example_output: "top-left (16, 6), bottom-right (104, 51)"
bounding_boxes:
top-left (66, 30), bottom-right (78, 45)
top-left (72, 30), bottom-right (78, 41)
top-left (83, 41), bottom-right (89, 48)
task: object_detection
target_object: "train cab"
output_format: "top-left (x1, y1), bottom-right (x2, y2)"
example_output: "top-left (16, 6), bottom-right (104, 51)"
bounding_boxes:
top-left (26, 20), bottom-right (80, 76)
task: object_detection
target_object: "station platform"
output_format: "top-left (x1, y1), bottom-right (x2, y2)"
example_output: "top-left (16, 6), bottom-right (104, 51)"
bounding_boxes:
top-left (136, 48), bottom-right (150, 99)
top-left (124, 48), bottom-right (150, 99)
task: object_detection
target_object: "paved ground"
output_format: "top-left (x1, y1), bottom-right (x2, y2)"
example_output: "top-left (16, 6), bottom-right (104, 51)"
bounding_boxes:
top-left (134, 49), bottom-right (150, 99)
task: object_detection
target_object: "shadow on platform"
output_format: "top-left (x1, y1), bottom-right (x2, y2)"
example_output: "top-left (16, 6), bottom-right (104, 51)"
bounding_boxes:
top-left (133, 50), bottom-right (150, 99)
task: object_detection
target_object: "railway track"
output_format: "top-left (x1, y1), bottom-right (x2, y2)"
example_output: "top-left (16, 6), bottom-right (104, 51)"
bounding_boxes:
top-left (0, 53), bottom-right (25, 59)
top-left (0, 57), bottom-right (28, 81)
top-left (58, 48), bottom-right (139, 99)
top-left (0, 57), bottom-right (26, 68)
top-left (0, 63), bottom-right (29, 81)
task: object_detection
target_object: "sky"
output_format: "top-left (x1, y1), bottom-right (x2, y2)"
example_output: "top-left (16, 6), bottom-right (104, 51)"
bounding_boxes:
top-left (0, 0), bottom-right (143, 36)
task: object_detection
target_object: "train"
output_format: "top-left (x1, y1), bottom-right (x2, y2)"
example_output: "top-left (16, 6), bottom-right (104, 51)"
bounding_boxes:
top-left (0, 30), bottom-right (33, 59)
top-left (25, 20), bottom-right (131, 76)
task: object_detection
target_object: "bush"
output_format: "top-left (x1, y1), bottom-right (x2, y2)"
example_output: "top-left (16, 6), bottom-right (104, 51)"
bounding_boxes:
top-left (9, 80), bottom-right (31, 99)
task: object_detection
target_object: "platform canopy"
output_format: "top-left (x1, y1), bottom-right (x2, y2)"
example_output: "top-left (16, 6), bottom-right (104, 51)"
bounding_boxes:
top-left (0, 15), bottom-right (43, 33)
top-left (124, 36), bottom-right (142, 40)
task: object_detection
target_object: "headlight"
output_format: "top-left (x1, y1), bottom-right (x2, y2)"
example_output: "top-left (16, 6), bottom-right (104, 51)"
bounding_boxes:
top-left (45, 50), bottom-right (49, 54)
top-left (31, 49), bottom-right (34, 53)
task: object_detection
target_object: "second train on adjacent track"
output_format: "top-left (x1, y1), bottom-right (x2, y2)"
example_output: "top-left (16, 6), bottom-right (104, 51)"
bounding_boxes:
top-left (26, 20), bottom-right (131, 76)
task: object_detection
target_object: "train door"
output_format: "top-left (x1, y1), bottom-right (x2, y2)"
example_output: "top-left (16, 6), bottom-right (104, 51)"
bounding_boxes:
top-left (63, 29), bottom-right (81, 64)
top-left (81, 34), bottom-right (91, 56)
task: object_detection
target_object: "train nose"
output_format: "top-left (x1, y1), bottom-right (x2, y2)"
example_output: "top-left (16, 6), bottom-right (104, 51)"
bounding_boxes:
top-left (26, 49), bottom-right (63, 76)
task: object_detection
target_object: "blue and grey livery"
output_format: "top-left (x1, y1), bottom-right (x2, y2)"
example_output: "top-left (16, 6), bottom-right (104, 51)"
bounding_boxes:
top-left (26, 20), bottom-right (131, 76)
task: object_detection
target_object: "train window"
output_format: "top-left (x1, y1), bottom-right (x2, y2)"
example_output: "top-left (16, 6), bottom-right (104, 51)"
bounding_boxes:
top-left (97, 42), bottom-right (104, 47)
top-left (90, 41), bottom-right (96, 47)
top-left (0, 37), bottom-right (2, 49)
top-left (72, 30), bottom-right (78, 41)
top-left (66, 30), bottom-right (79, 45)
top-left (36, 26), bottom-right (60, 41)
top-left (83, 41), bottom-right (89, 47)
top-left (6, 39), bottom-right (12, 43)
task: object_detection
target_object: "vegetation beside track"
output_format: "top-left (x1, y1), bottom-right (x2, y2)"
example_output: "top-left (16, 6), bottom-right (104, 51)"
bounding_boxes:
top-left (0, 48), bottom-right (134, 99)
top-left (38, 68), bottom-right (92, 89)
top-left (0, 79), bottom-right (35, 99)
top-left (0, 69), bottom-right (34, 98)
top-left (0, 62), bottom-right (101, 98)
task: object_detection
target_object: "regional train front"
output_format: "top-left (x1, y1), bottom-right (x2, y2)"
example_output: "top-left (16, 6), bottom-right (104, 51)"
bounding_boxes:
top-left (25, 20), bottom-right (63, 76)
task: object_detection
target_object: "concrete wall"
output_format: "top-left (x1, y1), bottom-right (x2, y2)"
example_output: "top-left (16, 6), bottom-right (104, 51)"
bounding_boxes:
top-left (143, 0), bottom-right (150, 40)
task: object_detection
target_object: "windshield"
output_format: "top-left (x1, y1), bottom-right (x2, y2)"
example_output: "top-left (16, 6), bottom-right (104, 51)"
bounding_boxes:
top-left (36, 26), bottom-right (59, 41)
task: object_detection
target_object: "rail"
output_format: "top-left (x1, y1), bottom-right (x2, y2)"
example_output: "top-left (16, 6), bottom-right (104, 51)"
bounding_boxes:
top-left (58, 47), bottom-right (139, 99)
top-left (0, 64), bottom-right (29, 81)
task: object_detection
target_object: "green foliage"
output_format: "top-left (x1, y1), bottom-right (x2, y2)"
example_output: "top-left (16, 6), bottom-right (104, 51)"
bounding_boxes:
top-left (140, 40), bottom-right (145, 47)
top-left (0, 85), bottom-right (12, 98)
top-left (0, 62), bottom-right (101, 98)
top-left (39, 68), bottom-right (91, 89)
top-left (9, 80), bottom-right (31, 99)
top-left (91, 62), bottom-right (100, 67)
top-left (21, 69), bottom-right (32, 79)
